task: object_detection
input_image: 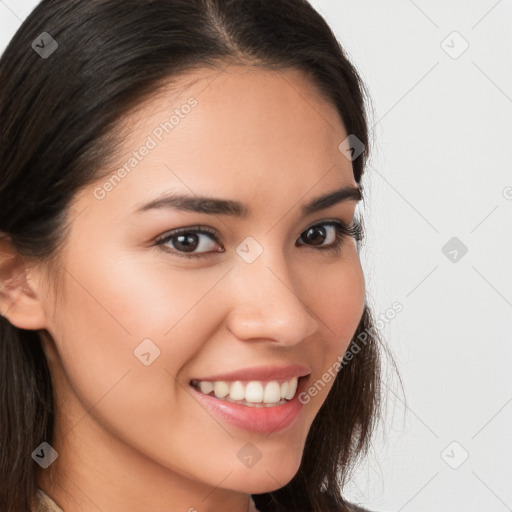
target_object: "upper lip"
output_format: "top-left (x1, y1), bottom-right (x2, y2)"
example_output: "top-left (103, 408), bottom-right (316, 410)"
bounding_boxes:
top-left (190, 364), bottom-right (311, 383)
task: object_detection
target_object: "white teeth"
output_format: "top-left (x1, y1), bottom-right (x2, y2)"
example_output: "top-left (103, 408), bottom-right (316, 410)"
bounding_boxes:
top-left (213, 381), bottom-right (229, 398)
top-left (229, 381), bottom-right (245, 401)
top-left (263, 381), bottom-right (282, 403)
top-left (193, 376), bottom-right (302, 404)
top-left (199, 381), bottom-right (214, 395)
top-left (245, 381), bottom-right (264, 403)
top-left (284, 376), bottom-right (298, 400)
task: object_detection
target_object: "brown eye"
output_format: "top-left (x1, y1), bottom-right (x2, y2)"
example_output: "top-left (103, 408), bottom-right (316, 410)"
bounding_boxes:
top-left (155, 226), bottom-right (223, 258)
top-left (300, 224), bottom-right (333, 246)
top-left (296, 220), bottom-right (363, 255)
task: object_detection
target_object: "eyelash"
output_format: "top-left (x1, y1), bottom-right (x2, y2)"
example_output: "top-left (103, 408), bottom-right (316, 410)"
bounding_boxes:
top-left (154, 218), bottom-right (364, 260)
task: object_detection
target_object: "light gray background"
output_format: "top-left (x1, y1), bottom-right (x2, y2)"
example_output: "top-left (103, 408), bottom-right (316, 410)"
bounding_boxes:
top-left (1, 1), bottom-right (511, 511)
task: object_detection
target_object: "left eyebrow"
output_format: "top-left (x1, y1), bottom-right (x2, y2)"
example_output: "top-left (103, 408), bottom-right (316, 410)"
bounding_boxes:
top-left (133, 184), bottom-right (362, 218)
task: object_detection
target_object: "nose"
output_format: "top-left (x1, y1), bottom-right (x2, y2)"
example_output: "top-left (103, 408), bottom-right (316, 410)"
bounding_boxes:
top-left (224, 247), bottom-right (319, 346)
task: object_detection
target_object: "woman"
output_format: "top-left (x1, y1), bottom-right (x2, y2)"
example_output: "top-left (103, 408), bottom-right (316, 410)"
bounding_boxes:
top-left (0, 1), bottom-right (384, 511)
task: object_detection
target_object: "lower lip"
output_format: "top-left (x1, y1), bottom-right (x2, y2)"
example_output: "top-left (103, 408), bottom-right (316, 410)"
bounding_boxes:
top-left (190, 376), bottom-right (309, 434)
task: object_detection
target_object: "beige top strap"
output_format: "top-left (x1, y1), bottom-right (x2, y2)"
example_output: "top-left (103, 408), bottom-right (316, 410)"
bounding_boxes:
top-left (35, 488), bottom-right (260, 512)
top-left (34, 488), bottom-right (64, 512)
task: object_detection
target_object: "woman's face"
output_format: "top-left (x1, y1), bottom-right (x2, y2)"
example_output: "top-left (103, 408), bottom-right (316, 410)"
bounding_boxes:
top-left (35, 65), bottom-right (365, 510)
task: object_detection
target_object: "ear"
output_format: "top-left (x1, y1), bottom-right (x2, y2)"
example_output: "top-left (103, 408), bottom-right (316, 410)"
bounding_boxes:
top-left (0, 236), bottom-right (48, 330)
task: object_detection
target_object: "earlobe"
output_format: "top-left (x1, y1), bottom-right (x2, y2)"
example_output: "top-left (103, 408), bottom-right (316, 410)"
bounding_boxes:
top-left (0, 238), bottom-right (48, 330)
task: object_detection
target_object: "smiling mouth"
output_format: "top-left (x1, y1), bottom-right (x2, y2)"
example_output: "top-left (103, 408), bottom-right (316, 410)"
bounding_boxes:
top-left (189, 375), bottom-right (307, 407)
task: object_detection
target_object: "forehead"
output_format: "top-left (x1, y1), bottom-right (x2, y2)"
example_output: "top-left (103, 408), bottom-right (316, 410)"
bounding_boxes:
top-left (117, 63), bottom-right (348, 161)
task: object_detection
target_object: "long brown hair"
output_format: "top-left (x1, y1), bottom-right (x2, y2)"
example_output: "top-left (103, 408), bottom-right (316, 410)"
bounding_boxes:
top-left (0, 1), bottom-right (383, 510)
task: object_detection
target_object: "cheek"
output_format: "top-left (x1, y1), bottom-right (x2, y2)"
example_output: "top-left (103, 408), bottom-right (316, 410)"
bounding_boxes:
top-left (329, 260), bottom-right (365, 342)
top-left (50, 243), bottom-right (240, 429)
top-left (306, 252), bottom-right (365, 359)
top-left (298, 253), bottom-right (365, 407)
top-left (57, 208), bottom-right (225, 347)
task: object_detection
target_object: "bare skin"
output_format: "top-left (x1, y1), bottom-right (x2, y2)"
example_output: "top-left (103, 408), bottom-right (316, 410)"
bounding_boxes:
top-left (1, 65), bottom-right (365, 512)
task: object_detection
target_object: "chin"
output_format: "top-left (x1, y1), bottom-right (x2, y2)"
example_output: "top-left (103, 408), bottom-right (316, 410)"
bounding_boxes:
top-left (227, 460), bottom-right (301, 494)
